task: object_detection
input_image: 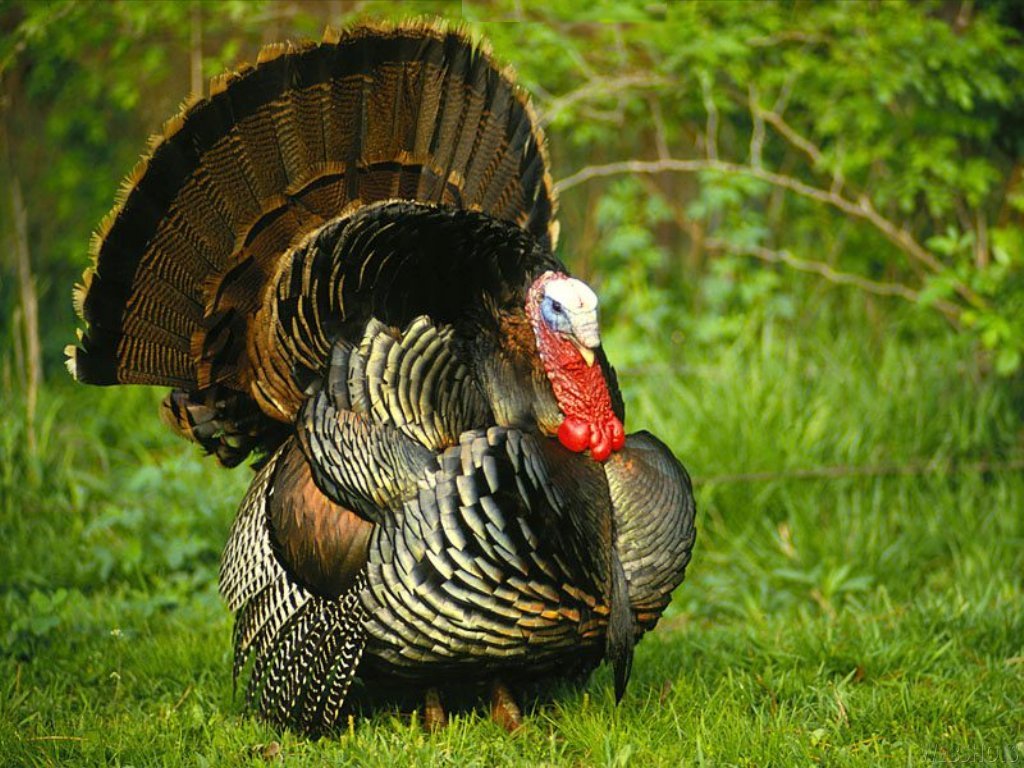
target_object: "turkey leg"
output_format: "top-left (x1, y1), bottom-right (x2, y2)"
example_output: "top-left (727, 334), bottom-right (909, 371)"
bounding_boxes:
top-left (423, 687), bottom-right (448, 731)
top-left (489, 679), bottom-right (523, 732)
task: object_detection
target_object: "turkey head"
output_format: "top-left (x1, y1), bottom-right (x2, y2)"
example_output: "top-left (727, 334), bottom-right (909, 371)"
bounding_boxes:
top-left (527, 271), bottom-right (626, 461)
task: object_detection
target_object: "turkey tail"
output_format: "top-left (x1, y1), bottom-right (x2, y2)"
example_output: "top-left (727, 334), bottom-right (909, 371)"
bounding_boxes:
top-left (160, 386), bottom-right (289, 467)
top-left (67, 21), bottom-right (558, 430)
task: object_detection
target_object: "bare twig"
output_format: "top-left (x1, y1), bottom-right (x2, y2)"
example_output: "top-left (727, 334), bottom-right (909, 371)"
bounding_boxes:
top-left (752, 102), bottom-right (823, 168)
top-left (748, 85), bottom-right (765, 169)
top-left (562, 37), bottom-right (599, 80)
top-left (538, 74), bottom-right (668, 126)
top-left (577, 105), bottom-right (628, 126)
top-left (772, 72), bottom-right (797, 116)
top-left (755, 97), bottom-right (849, 198)
top-left (649, 96), bottom-right (670, 161)
top-left (700, 73), bottom-right (719, 160)
top-left (829, 157), bottom-right (846, 197)
top-left (189, 2), bottom-right (203, 99)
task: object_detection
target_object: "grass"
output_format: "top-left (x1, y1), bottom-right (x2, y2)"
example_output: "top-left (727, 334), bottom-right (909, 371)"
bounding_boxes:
top-left (1, 315), bottom-right (1023, 766)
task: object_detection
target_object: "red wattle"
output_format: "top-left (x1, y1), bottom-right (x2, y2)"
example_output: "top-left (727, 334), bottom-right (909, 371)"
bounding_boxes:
top-left (609, 417), bottom-right (625, 450)
top-left (558, 418), bottom-right (591, 453)
top-left (590, 429), bottom-right (611, 462)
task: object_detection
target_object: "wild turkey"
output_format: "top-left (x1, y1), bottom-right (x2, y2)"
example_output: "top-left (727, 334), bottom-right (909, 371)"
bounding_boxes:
top-left (67, 21), bottom-right (696, 733)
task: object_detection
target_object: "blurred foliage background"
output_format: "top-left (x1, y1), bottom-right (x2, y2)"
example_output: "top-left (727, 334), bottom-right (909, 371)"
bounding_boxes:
top-left (2, 0), bottom-right (1024, 393)
top-left (1, 2), bottom-right (1024, 764)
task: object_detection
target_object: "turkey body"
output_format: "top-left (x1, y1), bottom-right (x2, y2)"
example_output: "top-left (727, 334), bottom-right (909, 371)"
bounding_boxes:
top-left (69, 21), bottom-right (696, 734)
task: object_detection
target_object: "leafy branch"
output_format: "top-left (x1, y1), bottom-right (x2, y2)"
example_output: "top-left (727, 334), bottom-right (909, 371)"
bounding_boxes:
top-left (702, 238), bottom-right (961, 323)
top-left (555, 88), bottom-right (988, 323)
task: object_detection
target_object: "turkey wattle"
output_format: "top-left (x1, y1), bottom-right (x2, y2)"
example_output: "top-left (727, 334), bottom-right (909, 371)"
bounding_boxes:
top-left (68, 21), bottom-right (696, 734)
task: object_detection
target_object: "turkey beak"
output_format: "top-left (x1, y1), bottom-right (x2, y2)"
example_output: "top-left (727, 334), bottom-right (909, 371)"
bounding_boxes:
top-left (567, 314), bottom-right (600, 367)
top-left (568, 337), bottom-right (596, 367)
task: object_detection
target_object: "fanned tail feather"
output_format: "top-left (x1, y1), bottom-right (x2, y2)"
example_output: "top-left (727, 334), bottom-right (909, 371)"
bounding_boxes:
top-left (69, 22), bottom-right (557, 467)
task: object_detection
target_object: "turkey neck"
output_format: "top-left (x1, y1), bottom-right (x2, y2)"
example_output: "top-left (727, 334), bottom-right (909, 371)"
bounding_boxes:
top-left (535, 324), bottom-right (614, 424)
top-left (455, 305), bottom-right (561, 434)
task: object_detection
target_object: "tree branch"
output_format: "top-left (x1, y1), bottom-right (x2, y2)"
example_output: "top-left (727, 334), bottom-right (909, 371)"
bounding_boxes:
top-left (537, 74), bottom-right (668, 126)
top-left (751, 102), bottom-right (823, 168)
top-left (746, 96), bottom-right (850, 197)
top-left (700, 73), bottom-right (719, 160)
top-left (704, 238), bottom-right (962, 325)
top-left (748, 85), bottom-right (765, 169)
top-left (648, 96), bottom-right (670, 160)
top-left (189, 2), bottom-right (203, 99)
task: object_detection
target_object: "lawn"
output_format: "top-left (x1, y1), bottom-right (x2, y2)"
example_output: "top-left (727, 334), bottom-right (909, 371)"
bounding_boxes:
top-left (2, 317), bottom-right (1021, 767)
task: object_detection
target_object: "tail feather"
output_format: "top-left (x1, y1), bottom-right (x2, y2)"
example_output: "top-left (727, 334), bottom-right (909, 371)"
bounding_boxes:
top-left (70, 22), bottom-right (557, 466)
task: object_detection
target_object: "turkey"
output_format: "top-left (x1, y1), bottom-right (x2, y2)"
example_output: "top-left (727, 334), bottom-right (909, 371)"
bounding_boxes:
top-left (68, 21), bottom-right (696, 734)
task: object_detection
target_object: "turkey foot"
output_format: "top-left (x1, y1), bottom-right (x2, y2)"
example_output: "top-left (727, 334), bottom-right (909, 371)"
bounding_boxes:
top-left (489, 679), bottom-right (523, 732)
top-left (423, 687), bottom-right (447, 732)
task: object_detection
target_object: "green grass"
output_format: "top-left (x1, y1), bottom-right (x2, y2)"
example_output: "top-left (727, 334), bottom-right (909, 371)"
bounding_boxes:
top-left (2, 319), bottom-right (1023, 766)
